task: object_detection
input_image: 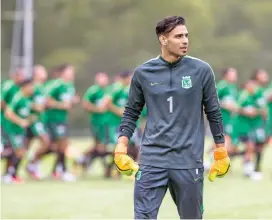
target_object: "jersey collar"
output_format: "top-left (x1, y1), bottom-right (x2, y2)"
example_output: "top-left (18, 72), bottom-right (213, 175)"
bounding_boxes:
top-left (159, 55), bottom-right (185, 67)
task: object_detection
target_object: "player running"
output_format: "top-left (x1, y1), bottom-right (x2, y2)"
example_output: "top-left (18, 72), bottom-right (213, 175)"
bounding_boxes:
top-left (216, 68), bottom-right (238, 151)
top-left (105, 71), bottom-right (135, 178)
top-left (34, 66), bottom-right (62, 173)
top-left (1, 68), bottom-right (25, 180)
top-left (47, 64), bottom-right (77, 181)
top-left (230, 80), bottom-right (261, 177)
top-left (25, 65), bottom-right (49, 179)
top-left (250, 69), bottom-right (270, 180)
top-left (265, 82), bottom-right (272, 145)
top-left (75, 72), bottom-right (110, 176)
top-left (114, 16), bottom-right (230, 219)
top-left (4, 78), bottom-right (33, 183)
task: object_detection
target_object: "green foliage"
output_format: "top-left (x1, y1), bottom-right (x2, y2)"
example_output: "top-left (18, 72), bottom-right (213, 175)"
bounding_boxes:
top-left (41, 48), bottom-right (88, 70)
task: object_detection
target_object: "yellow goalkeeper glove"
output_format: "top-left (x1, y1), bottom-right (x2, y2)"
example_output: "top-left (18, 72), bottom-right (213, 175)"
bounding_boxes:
top-left (114, 144), bottom-right (139, 176)
top-left (208, 147), bottom-right (231, 182)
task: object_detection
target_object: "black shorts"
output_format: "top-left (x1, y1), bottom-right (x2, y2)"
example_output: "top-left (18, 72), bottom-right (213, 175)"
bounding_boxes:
top-left (26, 126), bottom-right (34, 139)
top-left (1, 126), bottom-right (10, 147)
top-left (48, 123), bottom-right (68, 141)
top-left (134, 165), bottom-right (204, 219)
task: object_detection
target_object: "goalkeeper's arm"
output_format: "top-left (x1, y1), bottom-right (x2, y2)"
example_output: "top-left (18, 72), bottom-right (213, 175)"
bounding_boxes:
top-left (202, 65), bottom-right (230, 182)
top-left (114, 69), bottom-right (145, 175)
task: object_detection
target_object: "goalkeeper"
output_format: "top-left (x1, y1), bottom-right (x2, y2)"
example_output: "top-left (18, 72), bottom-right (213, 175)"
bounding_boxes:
top-left (114, 16), bottom-right (230, 220)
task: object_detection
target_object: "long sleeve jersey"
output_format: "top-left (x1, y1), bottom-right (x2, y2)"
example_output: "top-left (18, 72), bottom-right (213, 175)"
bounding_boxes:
top-left (119, 55), bottom-right (224, 169)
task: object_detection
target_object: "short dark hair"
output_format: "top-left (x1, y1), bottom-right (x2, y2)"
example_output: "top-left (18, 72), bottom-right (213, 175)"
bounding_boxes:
top-left (222, 67), bottom-right (236, 77)
top-left (251, 68), bottom-right (266, 80)
top-left (156, 16), bottom-right (186, 37)
top-left (19, 77), bottom-right (33, 87)
top-left (50, 63), bottom-right (72, 77)
top-left (55, 64), bottom-right (72, 73)
top-left (119, 70), bottom-right (131, 78)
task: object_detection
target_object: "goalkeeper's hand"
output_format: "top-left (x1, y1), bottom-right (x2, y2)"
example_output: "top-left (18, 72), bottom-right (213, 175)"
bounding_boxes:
top-left (114, 143), bottom-right (139, 176)
top-left (208, 146), bottom-right (230, 182)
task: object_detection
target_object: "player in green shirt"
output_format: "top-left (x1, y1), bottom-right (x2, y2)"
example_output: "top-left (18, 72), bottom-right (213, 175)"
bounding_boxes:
top-left (74, 72), bottom-right (110, 175)
top-left (265, 83), bottom-right (272, 142)
top-left (217, 68), bottom-right (238, 135)
top-left (251, 70), bottom-right (269, 143)
top-left (216, 68), bottom-right (239, 155)
top-left (1, 80), bottom-right (20, 147)
top-left (230, 80), bottom-right (260, 177)
top-left (4, 78), bottom-right (33, 182)
top-left (46, 64), bottom-right (77, 181)
top-left (250, 69), bottom-right (270, 180)
top-left (1, 69), bottom-right (24, 146)
top-left (105, 71), bottom-right (132, 177)
top-left (84, 73), bottom-right (109, 142)
top-left (107, 71), bottom-right (131, 144)
top-left (25, 65), bottom-right (49, 179)
top-left (42, 66), bottom-right (63, 129)
top-left (28, 66), bottom-right (64, 179)
top-left (1, 68), bottom-right (24, 181)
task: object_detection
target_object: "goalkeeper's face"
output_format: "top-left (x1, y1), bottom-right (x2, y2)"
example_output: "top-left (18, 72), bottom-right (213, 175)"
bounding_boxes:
top-left (161, 25), bottom-right (189, 57)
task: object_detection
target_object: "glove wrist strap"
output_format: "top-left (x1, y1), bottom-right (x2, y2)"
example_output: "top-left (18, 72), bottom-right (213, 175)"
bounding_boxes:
top-left (114, 152), bottom-right (127, 155)
top-left (214, 147), bottom-right (228, 160)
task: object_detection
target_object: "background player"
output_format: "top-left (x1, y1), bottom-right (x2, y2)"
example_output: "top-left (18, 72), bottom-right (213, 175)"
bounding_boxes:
top-left (105, 71), bottom-right (134, 178)
top-left (230, 80), bottom-right (260, 177)
top-left (265, 82), bottom-right (272, 145)
top-left (4, 78), bottom-right (33, 183)
top-left (250, 69), bottom-right (270, 180)
top-left (75, 72), bottom-right (110, 176)
top-left (1, 68), bottom-right (25, 179)
top-left (25, 65), bottom-right (49, 179)
top-left (216, 67), bottom-right (238, 151)
top-left (47, 64), bottom-right (77, 181)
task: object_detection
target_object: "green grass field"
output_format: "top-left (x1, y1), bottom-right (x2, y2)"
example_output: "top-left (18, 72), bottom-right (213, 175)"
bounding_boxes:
top-left (2, 138), bottom-right (272, 219)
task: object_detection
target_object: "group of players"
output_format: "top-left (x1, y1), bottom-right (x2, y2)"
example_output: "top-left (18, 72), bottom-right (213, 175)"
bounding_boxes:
top-left (1, 64), bottom-right (80, 183)
top-left (1, 64), bottom-right (271, 183)
top-left (215, 68), bottom-right (272, 180)
top-left (73, 70), bottom-right (146, 178)
top-left (1, 65), bottom-right (146, 183)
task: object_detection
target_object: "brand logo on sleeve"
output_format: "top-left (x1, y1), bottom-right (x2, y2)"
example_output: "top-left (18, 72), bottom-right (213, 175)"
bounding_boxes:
top-left (181, 76), bottom-right (192, 89)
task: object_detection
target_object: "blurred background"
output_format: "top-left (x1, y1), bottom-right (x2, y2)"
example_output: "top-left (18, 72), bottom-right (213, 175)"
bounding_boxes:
top-left (2, 0), bottom-right (272, 132)
top-left (1, 0), bottom-right (272, 219)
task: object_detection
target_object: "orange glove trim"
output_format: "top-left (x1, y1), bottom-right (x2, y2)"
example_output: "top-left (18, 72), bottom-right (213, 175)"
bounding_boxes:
top-left (114, 152), bottom-right (127, 155)
top-left (214, 147), bottom-right (228, 160)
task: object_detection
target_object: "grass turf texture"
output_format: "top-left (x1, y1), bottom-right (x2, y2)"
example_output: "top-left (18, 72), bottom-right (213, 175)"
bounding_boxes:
top-left (1, 137), bottom-right (272, 219)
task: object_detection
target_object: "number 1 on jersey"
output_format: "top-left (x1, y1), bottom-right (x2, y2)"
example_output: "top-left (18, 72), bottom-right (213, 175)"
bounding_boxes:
top-left (167, 96), bottom-right (173, 113)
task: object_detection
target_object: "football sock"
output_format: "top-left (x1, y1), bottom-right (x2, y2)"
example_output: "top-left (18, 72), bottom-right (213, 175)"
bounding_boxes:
top-left (255, 151), bottom-right (262, 172)
top-left (11, 154), bottom-right (21, 178)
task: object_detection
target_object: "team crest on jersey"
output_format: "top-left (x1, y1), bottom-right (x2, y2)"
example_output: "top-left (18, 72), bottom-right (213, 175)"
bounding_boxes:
top-left (181, 76), bottom-right (192, 89)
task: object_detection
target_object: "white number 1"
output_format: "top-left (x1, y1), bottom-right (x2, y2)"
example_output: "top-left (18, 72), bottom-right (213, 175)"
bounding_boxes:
top-left (167, 96), bottom-right (173, 113)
